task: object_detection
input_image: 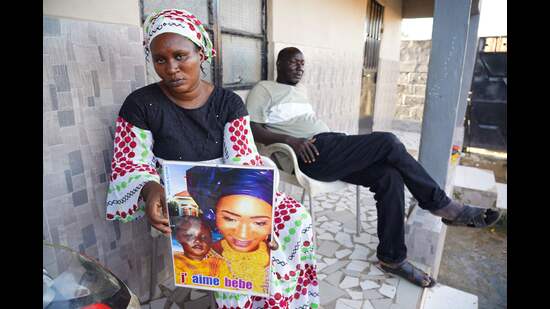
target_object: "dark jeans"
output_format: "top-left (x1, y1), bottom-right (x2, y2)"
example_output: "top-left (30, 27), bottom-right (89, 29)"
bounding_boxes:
top-left (299, 132), bottom-right (451, 264)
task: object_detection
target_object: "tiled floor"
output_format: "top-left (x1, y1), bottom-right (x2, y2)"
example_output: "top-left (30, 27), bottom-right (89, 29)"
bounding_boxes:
top-left (143, 180), bottom-right (422, 309)
top-left (312, 185), bottom-right (422, 309)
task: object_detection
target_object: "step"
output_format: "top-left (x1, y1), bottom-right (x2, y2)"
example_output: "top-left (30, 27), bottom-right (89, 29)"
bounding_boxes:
top-left (453, 165), bottom-right (497, 208)
top-left (419, 284), bottom-right (478, 309)
top-left (495, 183), bottom-right (507, 210)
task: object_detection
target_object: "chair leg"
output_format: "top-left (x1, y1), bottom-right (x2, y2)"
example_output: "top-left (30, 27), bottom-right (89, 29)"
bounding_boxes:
top-left (356, 185), bottom-right (361, 236)
top-left (149, 235), bottom-right (158, 301)
top-left (309, 191), bottom-right (314, 224)
top-left (300, 188), bottom-right (306, 204)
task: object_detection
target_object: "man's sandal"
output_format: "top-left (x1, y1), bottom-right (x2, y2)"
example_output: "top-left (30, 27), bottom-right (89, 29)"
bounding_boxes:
top-left (378, 261), bottom-right (436, 288)
top-left (441, 205), bottom-right (501, 228)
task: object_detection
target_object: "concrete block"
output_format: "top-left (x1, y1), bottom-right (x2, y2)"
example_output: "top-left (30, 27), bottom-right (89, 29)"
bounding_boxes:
top-left (453, 165), bottom-right (497, 208)
top-left (496, 183), bottom-right (507, 210)
top-left (421, 284), bottom-right (478, 309)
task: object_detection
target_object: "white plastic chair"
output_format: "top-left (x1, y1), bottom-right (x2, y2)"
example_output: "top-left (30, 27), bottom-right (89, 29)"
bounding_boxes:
top-left (258, 143), bottom-right (361, 236)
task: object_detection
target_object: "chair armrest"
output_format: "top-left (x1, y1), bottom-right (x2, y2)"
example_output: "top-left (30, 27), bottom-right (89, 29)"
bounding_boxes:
top-left (260, 155), bottom-right (280, 191)
top-left (259, 143), bottom-right (301, 175)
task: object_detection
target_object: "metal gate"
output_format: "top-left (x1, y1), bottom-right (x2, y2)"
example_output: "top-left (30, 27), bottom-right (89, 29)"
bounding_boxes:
top-left (359, 0), bottom-right (384, 133)
top-left (464, 36), bottom-right (507, 152)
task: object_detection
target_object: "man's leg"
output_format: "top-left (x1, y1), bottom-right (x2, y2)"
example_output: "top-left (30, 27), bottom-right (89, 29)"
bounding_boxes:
top-left (341, 163), bottom-right (407, 264)
top-left (300, 132), bottom-right (451, 212)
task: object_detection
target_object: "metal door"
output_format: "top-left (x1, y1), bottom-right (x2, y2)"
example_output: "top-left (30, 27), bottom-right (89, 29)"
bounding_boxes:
top-left (359, 0), bottom-right (384, 133)
top-left (464, 36), bottom-right (507, 152)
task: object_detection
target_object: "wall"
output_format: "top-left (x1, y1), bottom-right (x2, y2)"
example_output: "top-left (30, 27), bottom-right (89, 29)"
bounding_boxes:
top-left (43, 1), bottom-right (166, 300)
top-left (266, 0), bottom-right (366, 196)
top-left (394, 40), bottom-right (431, 125)
top-left (371, 0), bottom-right (403, 132)
top-left (43, 0), bottom-right (140, 26)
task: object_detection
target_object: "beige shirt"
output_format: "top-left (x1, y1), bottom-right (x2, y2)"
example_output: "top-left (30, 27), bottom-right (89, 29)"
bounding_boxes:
top-left (246, 81), bottom-right (330, 139)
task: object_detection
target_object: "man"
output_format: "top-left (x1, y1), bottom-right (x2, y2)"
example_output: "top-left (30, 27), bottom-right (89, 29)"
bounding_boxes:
top-left (246, 47), bottom-right (500, 288)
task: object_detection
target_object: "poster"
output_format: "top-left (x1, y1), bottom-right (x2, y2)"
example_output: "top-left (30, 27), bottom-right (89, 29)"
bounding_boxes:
top-left (161, 160), bottom-right (276, 297)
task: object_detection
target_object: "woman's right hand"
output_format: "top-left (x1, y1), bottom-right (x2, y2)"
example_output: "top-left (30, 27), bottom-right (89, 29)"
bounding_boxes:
top-left (141, 181), bottom-right (171, 235)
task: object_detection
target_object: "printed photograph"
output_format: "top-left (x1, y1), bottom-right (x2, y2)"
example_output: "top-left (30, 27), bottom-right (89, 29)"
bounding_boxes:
top-left (162, 162), bottom-right (275, 296)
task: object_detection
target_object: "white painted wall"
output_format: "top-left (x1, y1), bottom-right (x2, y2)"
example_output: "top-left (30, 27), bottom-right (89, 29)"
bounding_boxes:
top-left (43, 0), bottom-right (140, 26)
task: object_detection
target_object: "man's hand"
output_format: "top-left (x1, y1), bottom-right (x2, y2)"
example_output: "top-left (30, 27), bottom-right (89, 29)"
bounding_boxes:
top-left (286, 137), bottom-right (320, 163)
top-left (141, 181), bottom-right (171, 235)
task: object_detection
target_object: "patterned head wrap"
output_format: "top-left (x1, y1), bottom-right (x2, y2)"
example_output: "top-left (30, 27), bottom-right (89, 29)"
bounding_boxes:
top-left (143, 8), bottom-right (216, 63)
top-left (185, 166), bottom-right (274, 234)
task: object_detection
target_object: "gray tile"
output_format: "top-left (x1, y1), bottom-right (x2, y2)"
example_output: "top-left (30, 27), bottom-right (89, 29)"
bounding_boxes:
top-left (323, 260), bottom-right (350, 275)
top-left (134, 65), bottom-right (145, 87)
top-left (102, 149), bottom-right (112, 174)
top-left (68, 150), bottom-right (84, 175)
top-left (127, 27), bottom-right (140, 42)
top-left (112, 80), bottom-right (131, 105)
top-left (72, 189), bottom-right (88, 207)
top-left (99, 173), bottom-right (107, 183)
top-left (110, 241), bottom-right (117, 250)
top-left (88, 97), bottom-right (95, 107)
top-left (44, 17), bottom-right (61, 36)
top-left (325, 271), bottom-right (343, 286)
top-left (370, 298), bottom-right (393, 309)
top-left (66, 41), bottom-right (76, 61)
top-left (64, 170), bottom-right (73, 192)
top-left (98, 46), bottom-right (105, 62)
top-left (317, 240), bottom-right (341, 257)
top-left (319, 281), bottom-right (347, 305)
top-left (72, 174), bottom-right (87, 190)
top-left (58, 110), bottom-right (75, 127)
top-left (49, 85), bottom-right (59, 110)
top-left (92, 70), bottom-right (100, 97)
top-left (53, 65), bottom-right (71, 91)
top-left (82, 224), bottom-right (97, 248)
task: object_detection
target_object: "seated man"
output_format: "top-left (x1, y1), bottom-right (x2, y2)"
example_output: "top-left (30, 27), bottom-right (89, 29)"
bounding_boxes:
top-left (246, 47), bottom-right (501, 288)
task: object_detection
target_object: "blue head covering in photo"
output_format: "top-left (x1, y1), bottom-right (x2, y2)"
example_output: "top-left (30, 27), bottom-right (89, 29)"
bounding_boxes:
top-left (186, 166), bottom-right (274, 237)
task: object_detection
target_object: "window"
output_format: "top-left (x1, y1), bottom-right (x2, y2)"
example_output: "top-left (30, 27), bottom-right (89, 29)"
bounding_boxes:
top-left (142, 0), bottom-right (267, 90)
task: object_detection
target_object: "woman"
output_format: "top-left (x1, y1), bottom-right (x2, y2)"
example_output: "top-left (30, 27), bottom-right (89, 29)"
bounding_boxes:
top-left (186, 166), bottom-right (275, 295)
top-left (105, 8), bottom-right (319, 308)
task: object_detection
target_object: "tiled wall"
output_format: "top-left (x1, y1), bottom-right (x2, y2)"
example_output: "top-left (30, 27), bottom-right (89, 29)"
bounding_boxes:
top-left (43, 16), bottom-right (171, 300)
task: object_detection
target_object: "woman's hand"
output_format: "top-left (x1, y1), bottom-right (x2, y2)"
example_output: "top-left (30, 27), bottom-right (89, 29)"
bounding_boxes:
top-left (141, 181), bottom-right (171, 235)
top-left (285, 137), bottom-right (319, 164)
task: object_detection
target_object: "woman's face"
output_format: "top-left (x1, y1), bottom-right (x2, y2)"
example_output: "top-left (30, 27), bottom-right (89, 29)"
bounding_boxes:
top-left (150, 32), bottom-right (204, 95)
top-left (216, 195), bottom-right (272, 252)
top-left (175, 219), bottom-right (212, 260)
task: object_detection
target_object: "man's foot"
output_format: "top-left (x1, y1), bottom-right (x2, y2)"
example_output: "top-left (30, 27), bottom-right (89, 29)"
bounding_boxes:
top-left (432, 201), bottom-right (501, 228)
top-left (378, 260), bottom-right (436, 288)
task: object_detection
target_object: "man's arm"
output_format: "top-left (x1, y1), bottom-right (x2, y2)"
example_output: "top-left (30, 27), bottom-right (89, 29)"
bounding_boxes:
top-left (251, 122), bottom-right (319, 163)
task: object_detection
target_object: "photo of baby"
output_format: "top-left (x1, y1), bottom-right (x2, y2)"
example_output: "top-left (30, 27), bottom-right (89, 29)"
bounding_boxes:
top-left (172, 215), bottom-right (232, 285)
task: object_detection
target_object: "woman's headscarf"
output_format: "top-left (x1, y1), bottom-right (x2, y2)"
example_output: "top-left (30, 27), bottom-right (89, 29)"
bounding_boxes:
top-left (185, 166), bottom-right (274, 234)
top-left (143, 8), bottom-right (215, 63)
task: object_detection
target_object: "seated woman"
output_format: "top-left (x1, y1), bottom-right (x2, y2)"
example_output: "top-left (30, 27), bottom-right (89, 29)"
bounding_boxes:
top-left (185, 166), bottom-right (275, 295)
top-left (105, 8), bottom-right (319, 308)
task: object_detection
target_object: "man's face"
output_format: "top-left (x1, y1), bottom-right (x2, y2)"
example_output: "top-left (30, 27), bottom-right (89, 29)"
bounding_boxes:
top-left (277, 52), bottom-right (305, 85)
top-left (176, 219), bottom-right (212, 260)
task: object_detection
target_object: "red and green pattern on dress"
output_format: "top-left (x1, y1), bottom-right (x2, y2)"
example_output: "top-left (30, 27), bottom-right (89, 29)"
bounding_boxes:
top-left (106, 117), bottom-right (159, 223)
top-left (224, 116), bottom-right (263, 166)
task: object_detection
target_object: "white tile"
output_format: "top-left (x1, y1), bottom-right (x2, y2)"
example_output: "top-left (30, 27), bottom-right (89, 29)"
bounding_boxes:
top-left (344, 227), bottom-right (357, 234)
top-left (336, 298), bottom-right (363, 309)
top-left (318, 233), bottom-right (335, 240)
top-left (454, 165), bottom-right (496, 191)
top-left (324, 258), bottom-right (338, 265)
top-left (346, 260), bottom-right (370, 272)
top-left (340, 276), bottom-right (360, 289)
top-left (349, 245), bottom-right (371, 260)
top-left (335, 232), bottom-right (354, 248)
top-left (385, 278), bottom-right (399, 287)
top-left (318, 274), bottom-right (327, 281)
top-left (362, 300), bottom-right (375, 309)
top-left (318, 216), bottom-right (329, 222)
top-left (326, 271), bottom-right (344, 286)
top-left (346, 289), bottom-right (364, 300)
top-left (367, 267), bottom-right (384, 276)
top-left (378, 284), bottom-right (396, 299)
top-left (366, 243), bottom-right (378, 251)
top-left (366, 228), bottom-right (377, 235)
top-left (353, 233), bottom-right (373, 245)
top-left (335, 249), bottom-right (353, 259)
top-left (496, 182), bottom-right (507, 210)
top-left (149, 298), bottom-right (168, 309)
top-left (360, 279), bottom-right (381, 290)
top-left (317, 262), bottom-right (328, 271)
